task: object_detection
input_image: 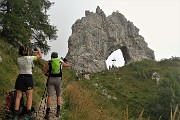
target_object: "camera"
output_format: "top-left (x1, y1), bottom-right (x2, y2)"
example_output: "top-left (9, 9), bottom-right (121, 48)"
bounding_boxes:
top-left (63, 58), bottom-right (67, 62)
top-left (60, 57), bottom-right (64, 60)
top-left (34, 48), bottom-right (38, 51)
top-left (60, 57), bottom-right (67, 62)
top-left (33, 48), bottom-right (38, 55)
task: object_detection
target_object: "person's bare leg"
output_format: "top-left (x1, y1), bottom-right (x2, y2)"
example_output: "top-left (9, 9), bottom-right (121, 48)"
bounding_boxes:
top-left (57, 95), bottom-right (61, 106)
top-left (26, 89), bottom-right (33, 110)
top-left (25, 89), bottom-right (33, 118)
top-left (14, 90), bottom-right (23, 110)
top-left (47, 96), bottom-right (52, 108)
top-left (13, 90), bottom-right (22, 119)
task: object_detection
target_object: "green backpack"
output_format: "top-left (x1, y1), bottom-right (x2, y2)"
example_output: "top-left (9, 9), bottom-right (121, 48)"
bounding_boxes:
top-left (48, 58), bottom-right (62, 77)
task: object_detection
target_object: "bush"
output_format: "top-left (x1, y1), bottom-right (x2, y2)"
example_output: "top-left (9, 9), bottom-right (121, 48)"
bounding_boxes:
top-left (149, 79), bottom-right (176, 120)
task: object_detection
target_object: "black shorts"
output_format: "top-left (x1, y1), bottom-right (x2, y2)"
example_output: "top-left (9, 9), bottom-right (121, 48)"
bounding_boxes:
top-left (15, 74), bottom-right (33, 91)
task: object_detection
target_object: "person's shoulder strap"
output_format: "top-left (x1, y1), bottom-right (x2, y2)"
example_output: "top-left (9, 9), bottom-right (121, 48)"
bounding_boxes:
top-left (48, 60), bottom-right (52, 73)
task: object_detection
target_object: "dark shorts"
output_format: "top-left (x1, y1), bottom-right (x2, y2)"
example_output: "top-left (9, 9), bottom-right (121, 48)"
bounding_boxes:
top-left (15, 74), bottom-right (33, 91)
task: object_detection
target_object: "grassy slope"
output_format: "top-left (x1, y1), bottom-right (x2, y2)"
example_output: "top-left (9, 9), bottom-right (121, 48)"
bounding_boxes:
top-left (0, 39), bottom-right (47, 118)
top-left (62, 59), bottom-right (180, 120)
top-left (1, 38), bottom-right (180, 119)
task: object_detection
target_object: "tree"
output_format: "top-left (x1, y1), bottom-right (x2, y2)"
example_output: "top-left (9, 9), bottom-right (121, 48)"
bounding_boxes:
top-left (0, 0), bottom-right (57, 54)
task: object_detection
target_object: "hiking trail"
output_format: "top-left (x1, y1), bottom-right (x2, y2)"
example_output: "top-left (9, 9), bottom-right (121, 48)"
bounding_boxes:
top-left (34, 95), bottom-right (61, 120)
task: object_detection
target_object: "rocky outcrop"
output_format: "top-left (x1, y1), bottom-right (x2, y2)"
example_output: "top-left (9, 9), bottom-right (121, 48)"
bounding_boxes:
top-left (66, 6), bottom-right (155, 73)
top-left (151, 72), bottom-right (161, 86)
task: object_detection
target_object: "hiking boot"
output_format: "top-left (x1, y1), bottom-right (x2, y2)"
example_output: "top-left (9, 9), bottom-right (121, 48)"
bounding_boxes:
top-left (56, 110), bottom-right (61, 117)
top-left (24, 115), bottom-right (30, 120)
top-left (13, 116), bottom-right (18, 120)
top-left (24, 114), bottom-right (34, 120)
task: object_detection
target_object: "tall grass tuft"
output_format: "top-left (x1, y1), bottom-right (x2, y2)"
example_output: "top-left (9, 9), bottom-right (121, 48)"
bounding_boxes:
top-left (138, 109), bottom-right (144, 120)
top-left (171, 104), bottom-right (180, 120)
top-left (64, 81), bottom-right (115, 120)
top-left (124, 105), bottom-right (128, 120)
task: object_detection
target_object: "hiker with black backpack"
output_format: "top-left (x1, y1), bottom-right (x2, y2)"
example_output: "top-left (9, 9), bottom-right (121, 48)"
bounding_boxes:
top-left (43, 52), bottom-right (70, 119)
top-left (13, 46), bottom-right (42, 120)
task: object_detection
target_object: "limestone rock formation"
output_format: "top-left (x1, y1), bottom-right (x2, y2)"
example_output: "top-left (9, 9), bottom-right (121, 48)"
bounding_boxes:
top-left (66, 6), bottom-right (155, 73)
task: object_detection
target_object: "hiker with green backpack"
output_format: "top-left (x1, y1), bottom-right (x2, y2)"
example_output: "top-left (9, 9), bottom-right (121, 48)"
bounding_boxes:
top-left (43, 52), bottom-right (70, 119)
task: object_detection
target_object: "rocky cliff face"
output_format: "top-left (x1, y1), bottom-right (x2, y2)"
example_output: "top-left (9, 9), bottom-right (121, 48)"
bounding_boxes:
top-left (66, 6), bottom-right (155, 73)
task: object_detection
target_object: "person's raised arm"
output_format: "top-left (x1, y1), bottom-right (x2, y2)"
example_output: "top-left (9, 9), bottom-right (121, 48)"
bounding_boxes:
top-left (62, 61), bottom-right (70, 67)
top-left (36, 47), bottom-right (42, 60)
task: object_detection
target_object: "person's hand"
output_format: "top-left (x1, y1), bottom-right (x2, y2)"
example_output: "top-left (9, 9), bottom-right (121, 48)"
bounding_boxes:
top-left (36, 47), bottom-right (41, 52)
top-left (35, 47), bottom-right (42, 60)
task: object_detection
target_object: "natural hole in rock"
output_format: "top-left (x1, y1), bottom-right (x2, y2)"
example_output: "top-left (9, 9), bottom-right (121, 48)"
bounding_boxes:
top-left (106, 49), bottom-right (124, 69)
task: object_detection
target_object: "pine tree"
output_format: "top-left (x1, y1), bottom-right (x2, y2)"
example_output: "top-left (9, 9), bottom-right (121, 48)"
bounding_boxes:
top-left (0, 0), bottom-right (57, 54)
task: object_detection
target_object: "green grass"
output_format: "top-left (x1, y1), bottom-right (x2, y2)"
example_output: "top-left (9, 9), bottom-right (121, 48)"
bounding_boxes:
top-left (62, 58), bottom-right (180, 119)
top-left (1, 38), bottom-right (180, 119)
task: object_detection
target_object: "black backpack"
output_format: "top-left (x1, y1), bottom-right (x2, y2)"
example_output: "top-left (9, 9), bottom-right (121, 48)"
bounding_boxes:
top-left (5, 90), bottom-right (25, 119)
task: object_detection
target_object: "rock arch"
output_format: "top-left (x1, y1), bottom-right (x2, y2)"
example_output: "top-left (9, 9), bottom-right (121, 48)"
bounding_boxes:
top-left (66, 6), bottom-right (155, 73)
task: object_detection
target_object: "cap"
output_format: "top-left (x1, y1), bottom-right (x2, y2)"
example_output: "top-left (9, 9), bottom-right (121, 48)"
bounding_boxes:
top-left (51, 52), bottom-right (58, 58)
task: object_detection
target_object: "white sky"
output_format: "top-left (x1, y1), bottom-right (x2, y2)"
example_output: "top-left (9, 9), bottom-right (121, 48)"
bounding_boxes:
top-left (44, 0), bottom-right (180, 67)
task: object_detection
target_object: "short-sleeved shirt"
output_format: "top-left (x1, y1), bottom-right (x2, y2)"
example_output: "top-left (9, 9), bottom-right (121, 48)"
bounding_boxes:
top-left (17, 56), bottom-right (37, 74)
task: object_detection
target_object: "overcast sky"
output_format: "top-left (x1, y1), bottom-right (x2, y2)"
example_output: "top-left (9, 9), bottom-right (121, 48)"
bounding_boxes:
top-left (44, 0), bottom-right (180, 67)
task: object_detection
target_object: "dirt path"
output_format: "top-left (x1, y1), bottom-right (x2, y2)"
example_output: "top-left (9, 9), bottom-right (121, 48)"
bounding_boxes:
top-left (34, 95), bottom-right (61, 120)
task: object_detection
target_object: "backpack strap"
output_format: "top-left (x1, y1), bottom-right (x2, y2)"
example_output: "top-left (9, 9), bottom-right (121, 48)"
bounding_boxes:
top-left (48, 60), bottom-right (52, 76)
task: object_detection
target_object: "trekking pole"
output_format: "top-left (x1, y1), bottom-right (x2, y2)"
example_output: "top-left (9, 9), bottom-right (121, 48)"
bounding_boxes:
top-left (36, 86), bottom-right (47, 117)
top-left (43, 91), bottom-right (48, 115)
top-left (36, 77), bottom-right (49, 117)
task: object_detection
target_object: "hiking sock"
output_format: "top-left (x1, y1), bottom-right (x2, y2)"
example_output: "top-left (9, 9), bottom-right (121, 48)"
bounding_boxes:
top-left (44, 108), bottom-right (50, 119)
top-left (23, 109), bottom-right (32, 120)
top-left (56, 105), bottom-right (61, 117)
top-left (27, 109), bottom-right (31, 116)
top-left (57, 105), bottom-right (60, 111)
top-left (46, 107), bottom-right (50, 113)
top-left (13, 110), bottom-right (19, 120)
top-left (45, 108), bottom-right (50, 116)
top-left (13, 110), bottom-right (19, 116)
